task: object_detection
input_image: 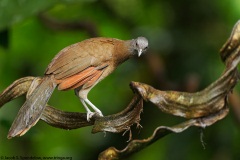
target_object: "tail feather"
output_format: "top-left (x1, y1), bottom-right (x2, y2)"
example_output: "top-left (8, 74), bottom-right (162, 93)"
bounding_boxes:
top-left (7, 76), bottom-right (56, 139)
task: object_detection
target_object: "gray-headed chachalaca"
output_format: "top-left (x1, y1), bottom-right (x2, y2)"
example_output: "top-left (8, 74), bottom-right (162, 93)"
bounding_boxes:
top-left (8, 37), bottom-right (148, 138)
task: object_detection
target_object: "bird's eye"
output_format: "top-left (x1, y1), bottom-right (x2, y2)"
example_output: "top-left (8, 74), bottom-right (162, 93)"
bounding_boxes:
top-left (135, 42), bottom-right (138, 47)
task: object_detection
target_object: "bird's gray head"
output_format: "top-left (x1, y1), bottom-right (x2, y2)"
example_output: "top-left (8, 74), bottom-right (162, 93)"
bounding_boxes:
top-left (132, 37), bottom-right (148, 57)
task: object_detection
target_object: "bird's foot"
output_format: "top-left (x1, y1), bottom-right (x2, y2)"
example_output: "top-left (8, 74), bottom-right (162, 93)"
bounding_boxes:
top-left (86, 111), bottom-right (95, 122)
top-left (95, 111), bottom-right (103, 117)
top-left (86, 111), bottom-right (103, 121)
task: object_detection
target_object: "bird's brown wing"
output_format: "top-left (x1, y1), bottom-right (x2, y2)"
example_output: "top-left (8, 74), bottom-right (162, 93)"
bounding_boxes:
top-left (45, 38), bottom-right (116, 80)
top-left (57, 65), bottom-right (106, 90)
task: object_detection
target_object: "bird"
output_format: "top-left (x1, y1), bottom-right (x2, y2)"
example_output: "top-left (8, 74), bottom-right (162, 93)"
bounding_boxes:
top-left (7, 36), bottom-right (148, 138)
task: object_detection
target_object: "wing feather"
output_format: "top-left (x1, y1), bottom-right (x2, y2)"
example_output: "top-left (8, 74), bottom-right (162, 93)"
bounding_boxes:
top-left (45, 38), bottom-right (116, 80)
top-left (57, 67), bottom-right (96, 90)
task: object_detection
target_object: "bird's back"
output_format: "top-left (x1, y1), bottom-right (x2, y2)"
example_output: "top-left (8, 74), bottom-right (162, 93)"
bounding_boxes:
top-left (45, 37), bottom-right (122, 80)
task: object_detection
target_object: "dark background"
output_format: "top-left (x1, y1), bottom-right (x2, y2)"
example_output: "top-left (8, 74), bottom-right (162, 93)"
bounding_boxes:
top-left (0, 0), bottom-right (240, 159)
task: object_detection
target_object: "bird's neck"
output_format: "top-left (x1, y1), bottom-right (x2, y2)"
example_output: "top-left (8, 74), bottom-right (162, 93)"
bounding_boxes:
top-left (114, 40), bottom-right (133, 66)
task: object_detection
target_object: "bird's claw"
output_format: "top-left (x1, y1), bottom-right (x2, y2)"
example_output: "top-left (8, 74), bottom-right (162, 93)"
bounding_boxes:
top-left (86, 111), bottom-right (95, 122)
top-left (96, 111), bottom-right (103, 117)
top-left (86, 111), bottom-right (103, 121)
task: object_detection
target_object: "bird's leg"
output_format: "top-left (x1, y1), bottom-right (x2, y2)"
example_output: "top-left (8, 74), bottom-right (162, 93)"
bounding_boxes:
top-left (80, 98), bottom-right (95, 121)
top-left (84, 98), bottom-right (103, 117)
top-left (75, 89), bottom-right (103, 121)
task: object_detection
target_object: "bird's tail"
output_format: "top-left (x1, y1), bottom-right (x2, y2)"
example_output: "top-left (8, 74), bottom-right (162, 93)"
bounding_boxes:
top-left (8, 76), bottom-right (56, 139)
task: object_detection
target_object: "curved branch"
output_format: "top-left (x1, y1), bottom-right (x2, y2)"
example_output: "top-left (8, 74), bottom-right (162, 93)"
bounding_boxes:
top-left (99, 107), bottom-right (229, 160)
top-left (0, 76), bottom-right (35, 107)
top-left (0, 77), bottom-right (143, 136)
top-left (42, 95), bottom-right (143, 133)
top-left (98, 20), bottom-right (240, 159)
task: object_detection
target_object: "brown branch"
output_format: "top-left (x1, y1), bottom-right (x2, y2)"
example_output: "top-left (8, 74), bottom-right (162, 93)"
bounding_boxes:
top-left (130, 63), bottom-right (238, 119)
top-left (0, 77), bottom-right (143, 134)
top-left (41, 105), bottom-right (93, 129)
top-left (129, 20), bottom-right (240, 119)
top-left (0, 76), bottom-right (36, 107)
top-left (42, 94), bottom-right (143, 133)
top-left (99, 106), bottom-right (229, 160)
top-left (92, 95), bottom-right (142, 134)
top-left (98, 20), bottom-right (240, 159)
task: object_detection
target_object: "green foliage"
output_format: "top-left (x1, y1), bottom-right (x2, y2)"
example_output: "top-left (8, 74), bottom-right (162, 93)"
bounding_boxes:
top-left (0, 0), bottom-right (56, 31)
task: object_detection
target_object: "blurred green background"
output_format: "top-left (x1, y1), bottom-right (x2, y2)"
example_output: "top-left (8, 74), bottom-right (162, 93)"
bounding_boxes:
top-left (0, 0), bottom-right (240, 159)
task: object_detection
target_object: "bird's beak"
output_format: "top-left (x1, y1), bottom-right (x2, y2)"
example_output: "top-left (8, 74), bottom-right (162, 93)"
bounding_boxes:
top-left (138, 49), bottom-right (143, 57)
